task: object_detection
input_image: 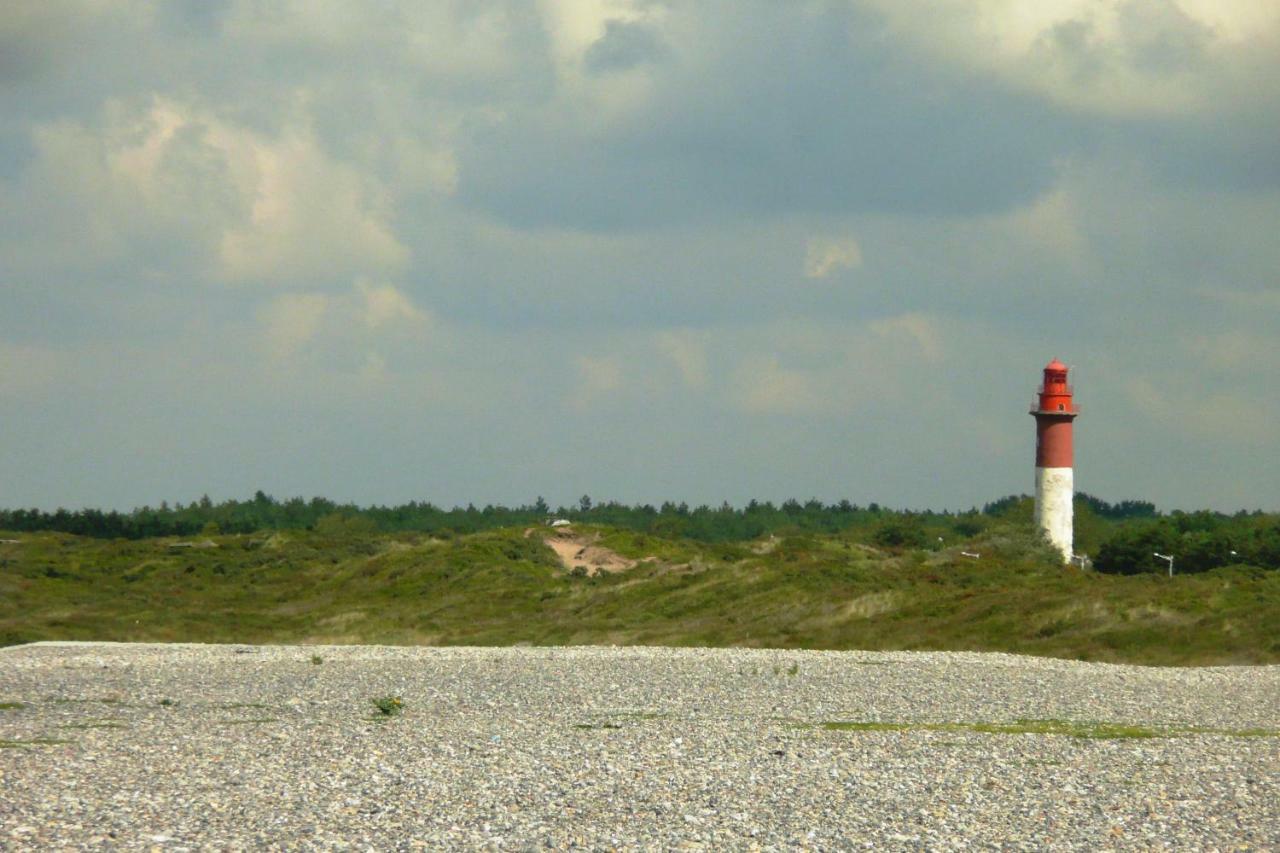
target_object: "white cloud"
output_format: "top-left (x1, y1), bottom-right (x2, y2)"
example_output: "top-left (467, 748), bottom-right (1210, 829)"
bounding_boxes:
top-left (859, 0), bottom-right (1280, 116)
top-left (732, 356), bottom-right (822, 415)
top-left (653, 330), bottom-right (708, 388)
top-left (217, 118), bottom-right (408, 285)
top-left (870, 313), bottom-right (945, 363)
top-left (24, 99), bottom-right (244, 270)
top-left (1001, 185), bottom-right (1088, 262)
top-left (359, 351), bottom-right (389, 383)
top-left (22, 97), bottom-right (407, 287)
top-left (257, 280), bottom-right (434, 367)
top-left (537, 0), bottom-right (650, 66)
top-left (571, 354), bottom-right (624, 410)
top-left (258, 292), bottom-right (330, 359)
top-left (803, 236), bottom-right (863, 279)
top-left (357, 280), bottom-right (428, 330)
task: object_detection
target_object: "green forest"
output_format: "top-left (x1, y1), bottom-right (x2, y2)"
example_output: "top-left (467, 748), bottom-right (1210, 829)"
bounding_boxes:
top-left (2, 491), bottom-right (1277, 576)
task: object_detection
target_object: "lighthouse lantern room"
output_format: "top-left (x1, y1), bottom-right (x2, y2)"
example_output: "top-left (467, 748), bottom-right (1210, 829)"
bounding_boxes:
top-left (1030, 359), bottom-right (1079, 562)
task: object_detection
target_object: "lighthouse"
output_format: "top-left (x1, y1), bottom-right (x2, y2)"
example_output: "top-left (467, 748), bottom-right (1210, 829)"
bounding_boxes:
top-left (1030, 359), bottom-right (1079, 562)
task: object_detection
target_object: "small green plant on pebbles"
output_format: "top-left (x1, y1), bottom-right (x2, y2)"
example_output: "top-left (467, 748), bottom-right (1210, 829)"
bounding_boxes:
top-left (373, 696), bottom-right (403, 717)
top-left (310, 654), bottom-right (324, 665)
top-left (158, 698), bottom-right (176, 707)
top-left (0, 737), bottom-right (70, 749)
top-left (0, 702), bottom-right (25, 710)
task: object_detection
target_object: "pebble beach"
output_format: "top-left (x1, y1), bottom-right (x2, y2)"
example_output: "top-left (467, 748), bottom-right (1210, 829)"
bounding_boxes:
top-left (2, 642), bottom-right (1277, 850)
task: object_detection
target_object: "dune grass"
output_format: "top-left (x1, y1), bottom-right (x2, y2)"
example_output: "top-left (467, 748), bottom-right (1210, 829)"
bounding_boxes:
top-left (0, 524), bottom-right (1277, 664)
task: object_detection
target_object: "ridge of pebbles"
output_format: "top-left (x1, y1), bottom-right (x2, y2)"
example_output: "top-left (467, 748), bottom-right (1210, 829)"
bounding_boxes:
top-left (2, 642), bottom-right (1277, 850)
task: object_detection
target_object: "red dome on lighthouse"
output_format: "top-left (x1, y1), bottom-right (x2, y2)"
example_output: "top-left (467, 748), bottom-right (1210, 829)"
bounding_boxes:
top-left (1031, 358), bottom-right (1078, 464)
top-left (1037, 359), bottom-right (1074, 408)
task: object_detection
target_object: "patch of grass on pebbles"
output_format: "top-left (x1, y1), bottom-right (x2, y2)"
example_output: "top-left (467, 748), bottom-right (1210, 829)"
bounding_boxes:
top-left (217, 718), bottom-right (279, 725)
top-left (0, 737), bottom-right (71, 749)
top-left (817, 719), bottom-right (1280, 739)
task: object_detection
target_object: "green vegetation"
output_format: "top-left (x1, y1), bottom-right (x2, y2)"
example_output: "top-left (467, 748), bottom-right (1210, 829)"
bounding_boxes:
top-left (5, 491), bottom-right (1277, 576)
top-left (219, 718), bottom-right (278, 725)
top-left (373, 696), bottom-right (404, 717)
top-left (0, 737), bottom-right (70, 749)
top-left (1, 503), bottom-right (1277, 663)
top-left (0, 701), bottom-right (25, 710)
top-left (817, 719), bottom-right (1280, 739)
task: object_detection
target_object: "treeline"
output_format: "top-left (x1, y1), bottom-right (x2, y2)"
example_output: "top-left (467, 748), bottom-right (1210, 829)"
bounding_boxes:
top-left (1092, 511), bottom-right (1280, 575)
top-left (1, 491), bottom-right (1277, 574)
top-left (0, 491), bottom-right (934, 541)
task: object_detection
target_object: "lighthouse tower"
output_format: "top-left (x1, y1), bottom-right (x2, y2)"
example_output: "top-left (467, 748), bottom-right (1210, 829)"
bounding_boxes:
top-left (1030, 359), bottom-right (1079, 562)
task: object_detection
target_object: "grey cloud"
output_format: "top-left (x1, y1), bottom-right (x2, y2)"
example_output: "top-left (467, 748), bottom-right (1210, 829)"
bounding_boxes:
top-left (458, 2), bottom-right (1073, 230)
top-left (584, 20), bottom-right (667, 75)
top-left (1116, 0), bottom-right (1214, 74)
top-left (1038, 2), bottom-right (1212, 83)
top-left (159, 0), bottom-right (232, 38)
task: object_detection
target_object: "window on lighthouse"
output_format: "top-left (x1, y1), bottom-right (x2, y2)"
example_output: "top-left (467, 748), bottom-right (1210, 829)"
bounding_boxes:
top-left (1057, 403), bottom-right (1065, 411)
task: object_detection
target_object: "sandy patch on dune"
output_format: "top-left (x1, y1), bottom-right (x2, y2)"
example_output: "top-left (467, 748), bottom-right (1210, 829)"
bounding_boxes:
top-left (536, 527), bottom-right (638, 576)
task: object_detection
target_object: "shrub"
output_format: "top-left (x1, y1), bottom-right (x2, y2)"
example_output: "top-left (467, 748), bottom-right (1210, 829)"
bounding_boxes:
top-left (315, 513), bottom-right (377, 537)
top-left (1095, 522), bottom-right (1180, 575)
top-left (872, 516), bottom-right (927, 550)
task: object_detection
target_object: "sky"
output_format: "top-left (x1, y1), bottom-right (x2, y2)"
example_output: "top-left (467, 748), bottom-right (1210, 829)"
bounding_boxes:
top-left (2, 0), bottom-right (1278, 513)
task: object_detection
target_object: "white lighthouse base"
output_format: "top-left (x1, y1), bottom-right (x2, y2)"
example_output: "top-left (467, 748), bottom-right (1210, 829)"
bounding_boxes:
top-left (1034, 466), bottom-right (1073, 563)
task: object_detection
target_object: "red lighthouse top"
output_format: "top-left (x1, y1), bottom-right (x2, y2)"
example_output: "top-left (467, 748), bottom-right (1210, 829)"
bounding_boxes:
top-left (1032, 358), bottom-right (1078, 417)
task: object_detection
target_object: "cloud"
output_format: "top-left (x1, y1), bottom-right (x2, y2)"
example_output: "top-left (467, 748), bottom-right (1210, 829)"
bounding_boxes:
top-left (732, 356), bottom-right (823, 416)
top-left (0, 340), bottom-right (70, 397)
top-left (571, 354), bottom-right (625, 410)
top-left (653, 330), bottom-right (708, 389)
top-left (1190, 331), bottom-right (1280, 374)
top-left (999, 185), bottom-right (1088, 263)
top-left (869, 313), bottom-right (945, 363)
top-left (258, 280), bottom-right (434, 366)
top-left (357, 280), bottom-right (428, 330)
top-left (215, 117), bottom-right (408, 285)
top-left (259, 292), bottom-right (330, 360)
top-left (13, 97), bottom-right (407, 287)
top-left (458, 2), bottom-right (1074, 230)
top-left (1125, 376), bottom-right (1274, 444)
top-left (804, 236), bottom-right (863, 279)
top-left (584, 19), bottom-right (667, 74)
top-left (2, 1), bottom-right (1279, 512)
top-left (859, 0), bottom-right (1278, 116)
